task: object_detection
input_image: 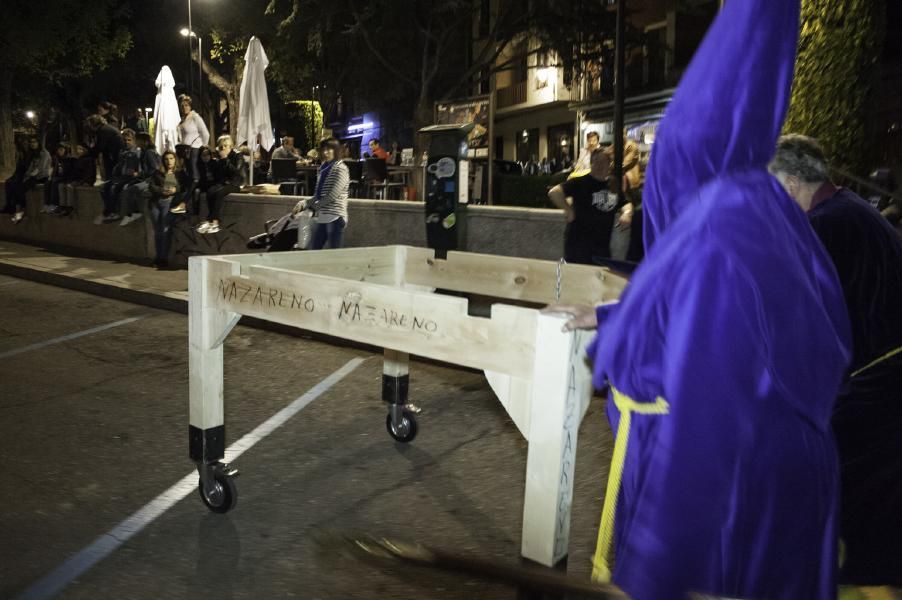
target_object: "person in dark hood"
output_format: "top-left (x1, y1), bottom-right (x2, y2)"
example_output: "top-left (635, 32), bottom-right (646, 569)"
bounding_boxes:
top-left (770, 134), bottom-right (902, 587)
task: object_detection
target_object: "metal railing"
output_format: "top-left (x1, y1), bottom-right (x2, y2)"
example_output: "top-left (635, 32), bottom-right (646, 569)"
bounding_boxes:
top-left (496, 81), bottom-right (527, 109)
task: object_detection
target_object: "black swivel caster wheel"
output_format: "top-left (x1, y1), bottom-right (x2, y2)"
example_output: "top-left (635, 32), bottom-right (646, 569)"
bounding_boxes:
top-left (198, 468), bottom-right (238, 513)
top-left (386, 410), bottom-right (418, 443)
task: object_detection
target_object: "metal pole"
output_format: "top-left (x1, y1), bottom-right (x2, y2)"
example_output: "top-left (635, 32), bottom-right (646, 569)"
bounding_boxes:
top-left (613, 0), bottom-right (626, 203)
top-left (187, 0), bottom-right (193, 97)
top-left (198, 36), bottom-right (203, 125)
top-left (487, 75), bottom-right (496, 205)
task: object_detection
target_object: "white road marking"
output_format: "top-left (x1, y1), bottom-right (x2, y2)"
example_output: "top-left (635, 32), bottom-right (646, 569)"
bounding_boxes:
top-left (0, 317), bottom-right (147, 360)
top-left (14, 356), bottom-right (367, 600)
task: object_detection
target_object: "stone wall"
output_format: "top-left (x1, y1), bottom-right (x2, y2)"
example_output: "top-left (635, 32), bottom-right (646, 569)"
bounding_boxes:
top-left (0, 186), bottom-right (566, 265)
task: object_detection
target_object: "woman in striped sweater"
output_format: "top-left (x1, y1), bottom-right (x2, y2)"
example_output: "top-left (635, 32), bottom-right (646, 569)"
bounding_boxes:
top-left (310, 137), bottom-right (350, 249)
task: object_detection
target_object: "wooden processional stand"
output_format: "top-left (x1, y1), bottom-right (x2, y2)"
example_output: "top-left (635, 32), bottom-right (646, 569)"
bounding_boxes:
top-left (188, 245), bottom-right (626, 568)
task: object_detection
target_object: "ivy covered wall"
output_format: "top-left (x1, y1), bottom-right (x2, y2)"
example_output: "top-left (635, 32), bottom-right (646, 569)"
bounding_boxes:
top-left (284, 100), bottom-right (325, 153)
top-left (784, 0), bottom-right (886, 174)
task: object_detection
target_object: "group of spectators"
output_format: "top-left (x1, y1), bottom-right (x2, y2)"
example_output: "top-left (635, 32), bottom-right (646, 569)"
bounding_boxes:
top-left (521, 154), bottom-right (574, 176)
top-left (2, 95), bottom-right (251, 269)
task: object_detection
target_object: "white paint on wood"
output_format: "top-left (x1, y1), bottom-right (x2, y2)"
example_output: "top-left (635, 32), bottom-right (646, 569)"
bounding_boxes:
top-left (520, 313), bottom-right (594, 566)
top-left (189, 257), bottom-right (240, 430)
top-left (383, 348), bottom-right (410, 377)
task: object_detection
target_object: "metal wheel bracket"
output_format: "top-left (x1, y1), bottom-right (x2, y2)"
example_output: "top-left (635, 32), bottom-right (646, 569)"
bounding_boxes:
top-left (198, 461), bottom-right (239, 491)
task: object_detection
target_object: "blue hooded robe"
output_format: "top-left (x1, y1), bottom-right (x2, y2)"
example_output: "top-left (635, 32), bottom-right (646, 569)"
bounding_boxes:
top-left (586, 0), bottom-right (852, 598)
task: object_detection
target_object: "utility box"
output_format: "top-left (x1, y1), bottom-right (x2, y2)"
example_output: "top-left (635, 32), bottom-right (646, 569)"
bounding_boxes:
top-left (419, 123), bottom-right (474, 259)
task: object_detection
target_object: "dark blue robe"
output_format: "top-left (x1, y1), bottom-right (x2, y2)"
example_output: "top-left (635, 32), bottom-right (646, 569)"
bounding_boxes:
top-left (585, 0), bottom-right (852, 598)
top-left (809, 187), bottom-right (902, 585)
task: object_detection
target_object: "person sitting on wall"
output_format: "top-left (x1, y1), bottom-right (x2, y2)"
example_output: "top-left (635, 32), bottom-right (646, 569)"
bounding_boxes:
top-left (196, 135), bottom-right (246, 235)
top-left (118, 133), bottom-right (162, 226)
top-left (96, 128), bottom-right (143, 224)
top-left (56, 145), bottom-right (97, 216)
top-left (367, 138), bottom-right (390, 161)
top-left (5, 136), bottom-right (51, 224)
top-left (42, 144), bottom-right (71, 214)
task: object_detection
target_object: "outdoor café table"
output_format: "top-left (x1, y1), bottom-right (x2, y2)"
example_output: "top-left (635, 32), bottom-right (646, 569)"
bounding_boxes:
top-left (295, 164), bottom-right (319, 194)
top-left (387, 165), bottom-right (414, 185)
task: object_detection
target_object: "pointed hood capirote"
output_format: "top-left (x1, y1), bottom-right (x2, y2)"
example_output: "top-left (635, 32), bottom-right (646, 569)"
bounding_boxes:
top-left (641, 0), bottom-right (800, 253)
top-left (582, 2), bottom-right (852, 594)
top-left (153, 66), bottom-right (180, 154)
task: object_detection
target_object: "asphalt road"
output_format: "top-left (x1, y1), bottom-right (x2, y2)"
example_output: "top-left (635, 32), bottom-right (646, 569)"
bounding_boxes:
top-left (0, 273), bottom-right (614, 599)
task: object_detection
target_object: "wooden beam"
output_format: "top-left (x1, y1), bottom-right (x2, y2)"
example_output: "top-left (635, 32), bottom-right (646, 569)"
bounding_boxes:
top-left (208, 262), bottom-right (538, 379)
top-left (189, 257), bottom-right (241, 432)
top-left (224, 247), bottom-right (400, 285)
top-left (520, 314), bottom-right (595, 566)
top-left (403, 247), bottom-right (627, 305)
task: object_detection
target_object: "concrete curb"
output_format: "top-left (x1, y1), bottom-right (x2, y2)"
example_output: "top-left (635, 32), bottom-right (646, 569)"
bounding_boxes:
top-left (0, 260), bottom-right (188, 314)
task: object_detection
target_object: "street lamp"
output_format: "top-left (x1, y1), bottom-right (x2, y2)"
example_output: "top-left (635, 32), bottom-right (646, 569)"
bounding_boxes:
top-left (25, 110), bottom-right (35, 120)
top-left (180, 27), bottom-right (203, 104)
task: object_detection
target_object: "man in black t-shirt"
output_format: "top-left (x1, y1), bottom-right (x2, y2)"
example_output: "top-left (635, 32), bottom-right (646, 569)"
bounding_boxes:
top-left (548, 148), bottom-right (632, 265)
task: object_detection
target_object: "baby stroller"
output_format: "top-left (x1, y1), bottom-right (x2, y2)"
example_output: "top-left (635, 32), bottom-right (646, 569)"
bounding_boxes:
top-left (246, 199), bottom-right (313, 252)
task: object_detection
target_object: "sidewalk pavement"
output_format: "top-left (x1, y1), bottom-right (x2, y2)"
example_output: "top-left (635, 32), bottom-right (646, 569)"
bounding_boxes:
top-left (0, 240), bottom-right (189, 314)
top-left (0, 240), bottom-right (503, 321)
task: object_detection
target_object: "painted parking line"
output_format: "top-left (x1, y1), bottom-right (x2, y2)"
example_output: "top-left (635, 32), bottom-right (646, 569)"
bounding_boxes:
top-left (14, 356), bottom-right (368, 600)
top-left (0, 316), bottom-right (147, 360)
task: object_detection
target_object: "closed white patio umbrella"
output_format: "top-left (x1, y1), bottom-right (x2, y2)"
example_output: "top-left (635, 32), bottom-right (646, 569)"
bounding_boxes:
top-left (237, 36), bottom-right (273, 186)
top-left (153, 66), bottom-right (180, 153)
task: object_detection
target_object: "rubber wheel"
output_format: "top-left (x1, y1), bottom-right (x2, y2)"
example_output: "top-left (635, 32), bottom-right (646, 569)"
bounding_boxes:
top-left (386, 410), bottom-right (418, 443)
top-left (198, 470), bottom-right (238, 513)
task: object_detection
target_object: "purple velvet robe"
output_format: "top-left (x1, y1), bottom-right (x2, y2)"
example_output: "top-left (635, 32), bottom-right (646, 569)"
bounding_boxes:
top-left (586, 1), bottom-right (852, 598)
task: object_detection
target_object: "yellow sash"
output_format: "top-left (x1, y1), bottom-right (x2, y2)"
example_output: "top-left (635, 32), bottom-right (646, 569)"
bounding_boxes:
top-left (592, 387), bottom-right (669, 582)
top-left (849, 345), bottom-right (902, 379)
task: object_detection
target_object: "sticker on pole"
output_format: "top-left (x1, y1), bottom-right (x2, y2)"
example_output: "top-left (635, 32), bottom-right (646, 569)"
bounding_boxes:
top-left (427, 157), bottom-right (456, 179)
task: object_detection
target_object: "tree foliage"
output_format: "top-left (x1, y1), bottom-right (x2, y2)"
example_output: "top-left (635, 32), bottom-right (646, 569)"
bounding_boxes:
top-left (784, 0), bottom-right (886, 174)
top-left (263, 0), bottom-right (620, 145)
top-left (0, 0), bottom-right (132, 174)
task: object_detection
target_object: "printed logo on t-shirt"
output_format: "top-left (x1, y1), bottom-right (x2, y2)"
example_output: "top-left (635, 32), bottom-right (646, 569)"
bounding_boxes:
top-left (591, 190), bottom-right (618, 212)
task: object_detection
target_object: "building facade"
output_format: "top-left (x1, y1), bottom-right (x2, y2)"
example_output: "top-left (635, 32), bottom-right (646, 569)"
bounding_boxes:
top-left (471, 0), bottom-right (721, 173)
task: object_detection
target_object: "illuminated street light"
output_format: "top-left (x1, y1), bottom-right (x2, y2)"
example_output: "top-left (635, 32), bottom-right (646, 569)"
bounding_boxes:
top-left (179, 26), bottom-right (203, 102)
top-left (25, 111), bottom-right (35, 119)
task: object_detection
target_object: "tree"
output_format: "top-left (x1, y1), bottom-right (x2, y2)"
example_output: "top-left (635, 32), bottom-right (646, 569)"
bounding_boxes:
top-left (784, 0), bottom-right (886, 174)
top-left (191, 1), bottom-right (278, 142)
top-left (265, 0), bottom-right (620, 146)
top-left (0, 0), bottom-right (131, 176)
